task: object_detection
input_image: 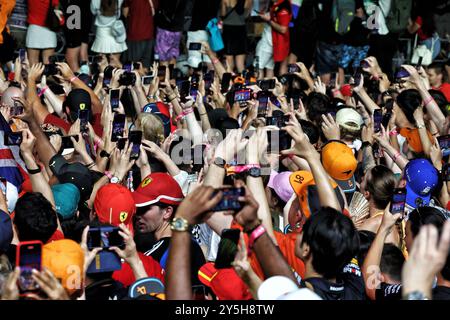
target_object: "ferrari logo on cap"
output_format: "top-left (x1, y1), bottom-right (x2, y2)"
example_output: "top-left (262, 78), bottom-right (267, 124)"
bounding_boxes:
top-left (119, 211), bottom-right (128, 222)
top-left (79, 103), bottom-right (86, 110)
top-left (141, 177), bottom-right (153, 187)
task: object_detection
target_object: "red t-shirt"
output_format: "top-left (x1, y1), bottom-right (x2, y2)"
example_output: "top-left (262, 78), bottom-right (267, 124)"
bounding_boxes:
top-left (28, 0), bottom-right (60, 27)
top-left (415, 16), bottom-right (432, 41)
top-left (271, 1), bottom-right (292, 63)
top-left (112, 252), bottom-right (165, 287)
top-left (124, 0), bottom-right (158, 41)
top-left (433, 82), bottom-right (450, 103)
top-left (44, 113), bottom-right (103, 137)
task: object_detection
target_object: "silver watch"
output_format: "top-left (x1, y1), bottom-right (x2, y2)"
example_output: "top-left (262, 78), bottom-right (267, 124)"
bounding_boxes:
top-left (404, 291), bottom-right (430, 300)
top-left (110, 176), bottom-right (121, 184)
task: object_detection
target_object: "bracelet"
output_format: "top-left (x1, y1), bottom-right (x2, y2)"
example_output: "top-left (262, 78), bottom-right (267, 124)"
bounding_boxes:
top-left (168, 94), bottom-right (177, 102)
top-left (175, 108), bottom-right (194, 122)
top-left (85, 161), bottom-right (95, 169)
top-left (104, 171), bottom-right (113, 179)
top-left (416, 123), bottom-right (426, 130)
top-left (38, 86), bottom-right (49, 97)
top-left (392, 151), bottom-right (401, 162)
top-left (248, 224), bottom-right (266, 251)
top-left (423, 95), bottom-right (434, 106)
top-left (389, 128), bottom-right (398, 136)
top-left (69, 76), bottom-right (78, 83)
top-left (26, 166), bottom-right (42, 175)
top-left (199, 112), bottom-right (207, 116)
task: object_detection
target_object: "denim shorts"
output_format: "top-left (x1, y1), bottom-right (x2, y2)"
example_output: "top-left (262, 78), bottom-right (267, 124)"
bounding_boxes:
top-left (338, 45), bottom-right (370, 69)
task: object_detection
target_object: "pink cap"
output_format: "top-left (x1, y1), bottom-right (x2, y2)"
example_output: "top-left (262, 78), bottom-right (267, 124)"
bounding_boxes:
top-left (267, 171), bottom-right (294, 203)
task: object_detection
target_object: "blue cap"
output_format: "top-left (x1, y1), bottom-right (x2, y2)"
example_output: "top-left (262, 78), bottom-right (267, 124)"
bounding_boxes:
top-left (51, 183), bottom-right (80, 220)
top-left (0, 210), bottom-right (13, 252)
top-left (128, 277), bottom-right (165, 299)
top-left (405, 159), bottom-right (439, 208)
top-left (86, 251), bottom-right (122, 274)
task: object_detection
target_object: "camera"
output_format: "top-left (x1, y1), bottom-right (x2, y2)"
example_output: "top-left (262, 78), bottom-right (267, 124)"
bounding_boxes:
top-left (43, 63), bottom-right (59, 76)
top-left (119, 71), bottom-right (137, 86)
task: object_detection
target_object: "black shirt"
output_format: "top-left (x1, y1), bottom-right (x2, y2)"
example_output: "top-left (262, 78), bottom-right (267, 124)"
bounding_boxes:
top-left (189, 0), bottom-right (221, 31)
top-left (154, 0), bottom-right (189, 32)
top-left (375, 282), bottom-right (403, 300)
top-left (143, 236), bottom-right (206, 287)
top-left (300, 259), bottom-right (366, 300)
top-left (317, 0), bottom-right (341, 44)
top-left (433, 286), bottom-right (450, 300)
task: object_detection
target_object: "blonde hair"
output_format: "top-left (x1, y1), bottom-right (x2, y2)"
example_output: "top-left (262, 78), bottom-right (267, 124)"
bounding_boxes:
top-left (136, 113), bottom-right (165, 145)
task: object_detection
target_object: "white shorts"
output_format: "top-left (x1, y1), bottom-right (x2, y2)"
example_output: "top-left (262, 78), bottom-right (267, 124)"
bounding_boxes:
top-left (256, 41), bottom-right (274, 70)
top-left (26, 24), bottom-right (57, 49)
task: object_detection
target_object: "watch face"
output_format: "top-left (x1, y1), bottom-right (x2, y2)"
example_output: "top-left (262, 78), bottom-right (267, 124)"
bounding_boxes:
top-left (249, 167), bottom-right (261, 177)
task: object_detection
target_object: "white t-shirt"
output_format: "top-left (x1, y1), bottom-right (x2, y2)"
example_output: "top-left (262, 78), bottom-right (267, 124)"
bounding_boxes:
top-left (364, 0), bottom-right (391, 35)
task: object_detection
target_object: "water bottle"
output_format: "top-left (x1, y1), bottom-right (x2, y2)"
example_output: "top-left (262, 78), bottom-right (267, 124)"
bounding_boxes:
top-left (127, 170), bottom-right (134, 191)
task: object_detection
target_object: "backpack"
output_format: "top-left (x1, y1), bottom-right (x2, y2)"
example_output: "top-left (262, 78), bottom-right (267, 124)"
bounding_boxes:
top-left (385, 0), bottom-right (412, 34)
top-left (332, 0), bottom-right (355, 35)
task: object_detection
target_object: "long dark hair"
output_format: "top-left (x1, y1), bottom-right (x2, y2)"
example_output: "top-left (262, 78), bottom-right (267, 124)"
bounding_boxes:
top-left (101, 0), bottom-right (117, 17)
top-left (419, 11), bottom-right (436, 37)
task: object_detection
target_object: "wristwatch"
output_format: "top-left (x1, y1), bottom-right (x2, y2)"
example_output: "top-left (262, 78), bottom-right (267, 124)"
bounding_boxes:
top-left (403, 291), bottom-right (430, 300)
top-left (170, 217), bottom-right (191, 232)
top-left (213, 157), bottom-right (226, 169)
top-left (110, 176), bottom-right (121, 184)
top-left (248, 166), bottom-right (261, 177)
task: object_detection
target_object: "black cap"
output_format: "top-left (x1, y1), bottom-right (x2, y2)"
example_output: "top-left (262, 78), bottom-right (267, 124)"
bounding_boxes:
top-left (49, 154), bottom-right (93, 200)
top-left (63, 88), bottom-right (91, 120)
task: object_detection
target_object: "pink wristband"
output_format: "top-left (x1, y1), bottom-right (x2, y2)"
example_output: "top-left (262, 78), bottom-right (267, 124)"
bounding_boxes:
top-left (104, 171), bottom-right (113, 179)
top-left (423, 95), bottom-right (434, 106)
top-left (248, 225), bottom-right (266, 250)
top-left (70, 76), bottom-right (78, 83)
top-left (389, 128), bottom-right (398, 136)
top-left (38, 86), bottom-right (49, 97)
top-left (392, 151), bottom-right (401, 162)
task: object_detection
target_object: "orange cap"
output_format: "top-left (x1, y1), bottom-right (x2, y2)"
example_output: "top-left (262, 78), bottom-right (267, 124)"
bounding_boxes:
top-left (399, 127), bottom-right (433, 153)
top-left (321, 141), bottom-right (357, 193)
top-left (42, 239), bottom-right (84, 296)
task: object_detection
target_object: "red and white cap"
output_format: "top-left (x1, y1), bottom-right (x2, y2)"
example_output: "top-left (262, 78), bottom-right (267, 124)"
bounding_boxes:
top-left (132, 173), bottom-right (184, 207)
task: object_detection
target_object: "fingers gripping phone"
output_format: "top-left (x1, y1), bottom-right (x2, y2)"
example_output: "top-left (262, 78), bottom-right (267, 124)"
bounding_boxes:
top-left (214, 229), bottom-right (241, 269)
top-left (78, 109), bottom-right (90, 133)
top-left (373, 109), bottom-right (383, 133)
top-left (128, 130), bottom-right (142, 160)
top-left (390, 188), bottom-right (407, 217)
top-left (211, 187), bottom-right (245, 212)
top-left (16, 241), bottom-right (43, 294)
top-left (111, 113), bottom-right (126, 142)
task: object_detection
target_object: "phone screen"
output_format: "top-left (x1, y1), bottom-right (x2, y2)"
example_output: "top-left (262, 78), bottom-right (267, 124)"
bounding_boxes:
top-left (11, 101), bottom-right (24, 116)
top-left (442, 163), bottom-right (450, 182)
top-left (390, 188), bottom-right (407, 216)
top-left (157, 66), bottom-right (166, 79)
top-left (257, 79), bottom-right (275, 91)
top-left (129, 131), bottom-right (142, 160)
top-left (257, 94), bottom-right (269, 117)
top-left (111, 114), bottom-right (126, 142)
top-left (373, 109), bottom-right (383, 133)
top-left (117, 137), bottom-right (127, 151)
top-left (266, 115), bottom-right (290, 128)
top-left (288, 64), bottom-right (300, 73)
top-left (142, 76), bottom-right (153, 85)
top-left (61, 135), bottom-right (79, 150)
top-left (211, 187), bottom-right (245, 212)
top-left (204, 72), bottom-right (213, 92)
top-left (123, 63), bottom-right (132, 72)
top-left (87, 227), bottom-right (124, 250)
top-left (438, 135), bottom-right (450, 157)
top-left (110, 89), bottom-right (120, 112)
top-left (189, 42), bottom-right (202, 51)
top-left (267, 130), bottom-right (292, 153)
top-left (19, 49), bottom-right (26, 63)
top-left (78, 109), bottom-right (90, 133)
top-left (221, 73), bottom-right (232, 93)
top-left (192, 285), bottom-right (207, 300)
top-left (4, 132), bottom-right (23, 146)
top-left (17, 242), bottom-right (42, 292)
top-left (234, 89), bottom-right (252, 102)
top-left (360, 60), bottom-right (370, 69)
top-left (178, 80), bottom-right (190, 100)
top-left (214, 229), bottom-right (241, 269)
top-left (395, 68), bottom-right (410, 80)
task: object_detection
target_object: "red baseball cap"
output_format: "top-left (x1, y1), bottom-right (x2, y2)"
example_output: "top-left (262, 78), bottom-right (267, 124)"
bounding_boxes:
top-left (94, 183), bottom-right (136, 226)
top-left (132, 173), bottom-right (184, 207)
top-left (198, 262), bottom-right (252, 300)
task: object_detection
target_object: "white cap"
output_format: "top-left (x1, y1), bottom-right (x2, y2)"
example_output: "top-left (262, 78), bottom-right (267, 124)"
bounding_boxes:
top-left (4, 181), bottom-right (18, 213)
top-left (257, 276), bottom-right (300, 300)
top-left (279, 288), bottom-right (322, 300)
top-left (336, 108), bottom-right (363, 131)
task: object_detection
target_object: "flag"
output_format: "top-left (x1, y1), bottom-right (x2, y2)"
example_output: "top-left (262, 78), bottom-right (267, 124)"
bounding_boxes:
top-left (0, 113), bottom-right (28, 190)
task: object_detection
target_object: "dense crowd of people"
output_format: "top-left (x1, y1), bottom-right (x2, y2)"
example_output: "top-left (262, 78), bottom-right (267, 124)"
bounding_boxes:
top-left (0, 0), bottom-right (449, 302)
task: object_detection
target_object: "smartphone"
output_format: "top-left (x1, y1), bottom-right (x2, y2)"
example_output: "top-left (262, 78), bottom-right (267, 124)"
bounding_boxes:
top-left (266, 115), bottom-right (290, 128)
top-left (4, 132), bottom-right (23, 146)
top-left (157, 66), bottom-right (166, 79)
top-left (442, 163), bottom-right (450, 182)
top-left (123, 63), bottom-right (132, 72)
top-left (416, 56), bottom-right (423, 70)
top-left (395, 68), bottom-right (410, 80)
top-left (437, 135), bottom-right (450, 157)
top-left (128, 130), bottom-right (142, 160)
top-left (204, 71), bottom-right (214, 92)
top-left (168, 63), bottom-right (175, 80)
top-left (78, 109), bottom-right (90, 133)
top-left (221, 73), bottom-right (232, 93)
top-left (257, 92), bottom-right (269, 117)
top-left (87, 227), bottom-right (125, 250)
top-left (190, 75), bottom-right (199, 100)
top-left (390, 188), bottom-right (407, 216)
top-left (373, 109), bottom-right (383, 133)
top-left (142, 75), bottom-right (153, 86)
top-left (270, 95), bottom-right (281, 108)
top-left (288, 64), bottom-right (300, 73)
top-left (353, 68), bottom-right (362, 87)
top-left (16, 241), bottom-right (42, 294)
top-left (19, 49), bottom-right (26, 63)
top-left (117, 137), bottom-right (127, 151)
top-left (60, 135), bottom-right (79, 150)
top-left (382, 111), bottom-right (392, 129)
top-left (211, 187), bottom-right (245, 212)
top-left (189, 42), bottom-right (202, 51)
top-left (11, 100), bottom-right (24, 116)
top-left (110, 89), bottom-right (120, 112)
top-left (234, 89), bottom-right (252, 102)
top-left (43, 63), bottom-right (58, 76)
top-left (267, 130), bottom-right (292, 153)
top-left (133, 62), bottom-right (141, 70)
top-left (214, 229), bottom-right (241, 269)
top-left (360, 60), bottom-right (370, 69)
top-left (257, 79), bottom-right (276, 91)
top-left (111, 113), bottom-right (126, 142)
top-left (178, 80), bottom-right (190, 100)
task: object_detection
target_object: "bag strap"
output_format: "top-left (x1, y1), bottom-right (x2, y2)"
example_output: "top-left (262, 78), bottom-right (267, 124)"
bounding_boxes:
top-left (414, 33), bottom-right (418, 49)
top-left (148, 0), bottom-right (155, 16)
top-left (222, 2), bottom-right (239, 21)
